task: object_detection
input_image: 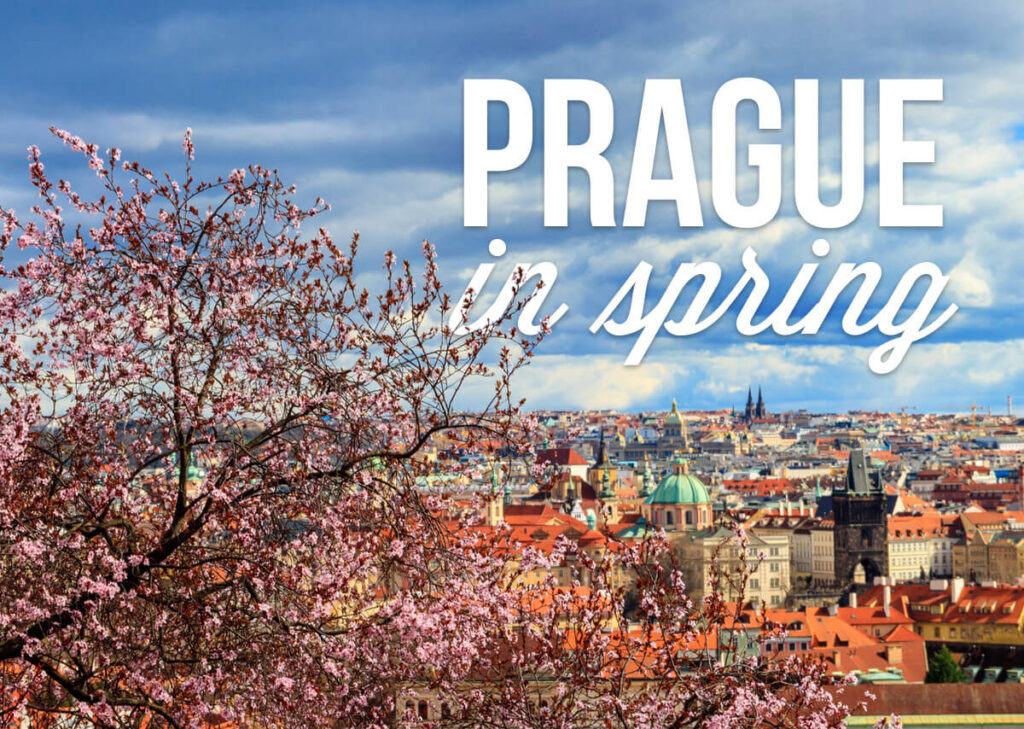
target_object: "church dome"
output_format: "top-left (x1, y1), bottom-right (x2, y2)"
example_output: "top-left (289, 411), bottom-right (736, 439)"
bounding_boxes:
top-left (646, 458), bottom-right (709, 505)
top-left (664, 398), bottom-right (684, 426)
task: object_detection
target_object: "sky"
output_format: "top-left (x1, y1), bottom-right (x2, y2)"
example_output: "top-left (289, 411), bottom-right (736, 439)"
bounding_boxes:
top-left (0, 1), bottom-right (1022, 413)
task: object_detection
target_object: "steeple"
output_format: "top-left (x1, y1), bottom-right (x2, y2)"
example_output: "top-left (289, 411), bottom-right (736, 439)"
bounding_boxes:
top-left (486, 461), bottom-right (503, 526)
top-left (600, 464), bottom-right (619, 524)
top-left (596, 428), bottom-right (606, 466)
top-left (600, 465), bottom-right (615, 499)
top-left (640, 455), bottom-right (654, 497)
top-left (756, 386), bottom-right (765, 418)
top-left (563, 479), bottom-right (578, 514)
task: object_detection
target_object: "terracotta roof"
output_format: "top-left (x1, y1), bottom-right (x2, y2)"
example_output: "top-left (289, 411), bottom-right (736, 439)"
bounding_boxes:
top-left (882, 624), bottom-right (922, 643)
top-left (815, 641), bottom-right (927, 683)
top-left (887, 514), bottom-right (948, 540)
top-left (536, 448), bottom-right (589, 466)
top-left (861, 583), bottom-right (1024, 627)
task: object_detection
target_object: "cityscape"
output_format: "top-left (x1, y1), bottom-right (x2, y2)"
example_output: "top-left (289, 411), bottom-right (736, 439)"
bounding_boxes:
top-left (392, 390), bottom-right (1024, 721)
top-left (1, 2), bottom-right (1022, 726)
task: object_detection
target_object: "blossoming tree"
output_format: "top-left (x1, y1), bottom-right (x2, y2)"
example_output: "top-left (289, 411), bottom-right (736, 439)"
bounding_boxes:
top-left (0, 131), bottom-right (877, 728)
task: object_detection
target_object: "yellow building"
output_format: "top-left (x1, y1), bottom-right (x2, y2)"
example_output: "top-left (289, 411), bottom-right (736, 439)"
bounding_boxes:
top-left (860, 580), bottom-right (1024, 648)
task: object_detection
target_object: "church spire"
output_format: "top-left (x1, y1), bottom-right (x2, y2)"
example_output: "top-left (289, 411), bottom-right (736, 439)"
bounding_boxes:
top-left (640, 455), bottom-right (654, 497)
top-left (563, 478), bottom-right (577, 514)
top-left (600, 465), bottom-right (615, 499)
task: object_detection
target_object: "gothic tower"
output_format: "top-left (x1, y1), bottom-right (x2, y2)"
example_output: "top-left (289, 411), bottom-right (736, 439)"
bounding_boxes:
top-left (832, 449), bottom-right (888, 587)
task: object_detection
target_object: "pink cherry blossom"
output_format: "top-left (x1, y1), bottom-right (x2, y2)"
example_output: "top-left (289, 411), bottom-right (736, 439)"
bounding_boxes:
top-left (0, 129), bottom-right (880, 729)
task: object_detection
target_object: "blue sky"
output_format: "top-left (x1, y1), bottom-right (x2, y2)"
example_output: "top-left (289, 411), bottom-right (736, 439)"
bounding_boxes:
top-left (0, 1), bottom-right (1022, 413)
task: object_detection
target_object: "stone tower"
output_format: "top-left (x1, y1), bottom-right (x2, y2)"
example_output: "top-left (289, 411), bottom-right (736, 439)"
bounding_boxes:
top-left (832, 449), bottom-right (887, 587)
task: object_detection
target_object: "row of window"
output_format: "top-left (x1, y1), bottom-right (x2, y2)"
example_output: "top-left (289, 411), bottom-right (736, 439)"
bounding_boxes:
top-left (749, 578), bottom-right (783, 589)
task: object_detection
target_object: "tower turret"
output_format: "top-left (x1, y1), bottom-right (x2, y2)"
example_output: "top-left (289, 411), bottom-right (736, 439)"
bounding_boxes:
top-left (640, 456), bottom-right (655, 497)
top-left (485, 462), bottom-right (503, 527)
top-left (600, 465), bottom-right (619, 524)
top-left (600, 466), bottom-right (615, 498)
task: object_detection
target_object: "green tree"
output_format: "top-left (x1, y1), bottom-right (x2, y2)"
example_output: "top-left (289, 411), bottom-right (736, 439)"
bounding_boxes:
top-left (925, 645), bottom-right (967, 683)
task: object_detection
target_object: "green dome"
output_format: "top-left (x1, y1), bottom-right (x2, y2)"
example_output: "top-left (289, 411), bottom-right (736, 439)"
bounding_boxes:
top-left (646, 462), bottom-right (709, 505)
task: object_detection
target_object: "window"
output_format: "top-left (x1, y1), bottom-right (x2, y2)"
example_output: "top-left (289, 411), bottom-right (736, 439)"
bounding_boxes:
top-left (771, 562), bottom-right (779, 572)
top-left (685, 511), bottom-right (693, 525)
top-left (750, 578), bottom-right (760, 589)
top-left (771, 578), bottom-right (780, 588)
top-left (666, 511), bottom-right (674, 525)
top-left (418, 702), bottom-right (429, 720)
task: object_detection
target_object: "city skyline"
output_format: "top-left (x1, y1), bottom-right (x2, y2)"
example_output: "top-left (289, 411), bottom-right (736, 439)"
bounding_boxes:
top-left (521, 391), bottom-right (1020, 418)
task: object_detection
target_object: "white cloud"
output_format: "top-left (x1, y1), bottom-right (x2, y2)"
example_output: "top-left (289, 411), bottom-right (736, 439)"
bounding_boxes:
top-left (947, 251), bottom-right (994, 307)
top-left (510, 354), bottom-right (685, 410)
top-left (493, 337), bottom-right (1024, 412)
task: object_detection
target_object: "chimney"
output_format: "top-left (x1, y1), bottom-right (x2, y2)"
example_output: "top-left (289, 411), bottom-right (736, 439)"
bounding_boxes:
top-left (850, 591), bottom-right (858, 609)
top-left (951, 577), bottom-right (965, 603)
top-left (883, 585), bottom-right (891, 618)
top-left (885, 644), bottom-right (903, 665)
